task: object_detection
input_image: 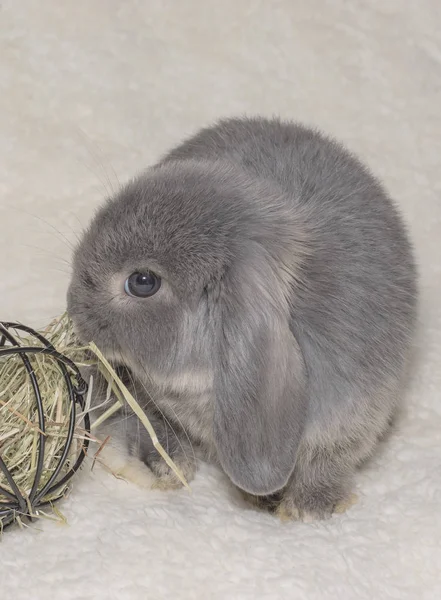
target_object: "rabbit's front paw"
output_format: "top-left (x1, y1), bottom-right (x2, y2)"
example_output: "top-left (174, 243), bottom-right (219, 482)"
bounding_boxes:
top-left (149, 453), bottom-right (197, 490)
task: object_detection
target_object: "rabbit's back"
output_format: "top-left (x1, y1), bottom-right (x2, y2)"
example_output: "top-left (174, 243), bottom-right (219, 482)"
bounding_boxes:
top-left (162, 117), bottom-right (369, 199)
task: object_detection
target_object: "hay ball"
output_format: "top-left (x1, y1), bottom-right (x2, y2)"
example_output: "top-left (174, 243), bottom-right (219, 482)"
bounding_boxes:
top-left (0, 315), bottom-right (90, 530)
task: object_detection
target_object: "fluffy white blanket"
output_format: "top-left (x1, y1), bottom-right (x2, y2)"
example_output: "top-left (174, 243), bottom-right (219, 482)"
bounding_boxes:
top-left (1, 1), bottom-right (440, 598)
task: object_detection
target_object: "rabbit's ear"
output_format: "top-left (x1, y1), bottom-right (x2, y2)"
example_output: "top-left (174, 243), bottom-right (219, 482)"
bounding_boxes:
top-left (211, 249), bottom-right (307, 496)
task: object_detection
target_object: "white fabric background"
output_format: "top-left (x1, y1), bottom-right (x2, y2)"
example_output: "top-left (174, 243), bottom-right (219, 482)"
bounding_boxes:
top-left (1, 1), bottom-right (440, 598)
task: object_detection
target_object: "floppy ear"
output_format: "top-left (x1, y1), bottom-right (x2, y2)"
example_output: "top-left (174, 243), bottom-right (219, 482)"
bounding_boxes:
top-left (211, 249), bottom-right (307, 496)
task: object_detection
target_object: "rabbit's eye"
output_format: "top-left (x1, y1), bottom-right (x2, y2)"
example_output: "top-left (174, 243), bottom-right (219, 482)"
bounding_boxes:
top-left (124, 271), bottom-right (161, 298)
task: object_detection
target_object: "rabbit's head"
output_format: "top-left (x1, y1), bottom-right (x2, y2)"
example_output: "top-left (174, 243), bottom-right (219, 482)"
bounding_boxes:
top-left (68, 159), bottom-right (308, 495)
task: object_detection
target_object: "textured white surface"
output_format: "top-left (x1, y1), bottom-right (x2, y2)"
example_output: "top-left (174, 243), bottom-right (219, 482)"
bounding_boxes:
top-left (1, 1), bottom-right (440, 598)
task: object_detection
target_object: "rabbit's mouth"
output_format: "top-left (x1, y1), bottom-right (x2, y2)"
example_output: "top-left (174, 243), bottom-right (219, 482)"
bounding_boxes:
top-left (100, 346), bottom-right (141, 381)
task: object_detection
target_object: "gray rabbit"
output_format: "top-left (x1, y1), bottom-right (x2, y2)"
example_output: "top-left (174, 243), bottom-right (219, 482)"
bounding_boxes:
top-left (68, 117), bottom-right (417, 521)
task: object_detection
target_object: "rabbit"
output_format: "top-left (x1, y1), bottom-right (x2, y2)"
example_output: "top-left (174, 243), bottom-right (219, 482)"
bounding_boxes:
top-left (67, 117), bottom-right (417, 521)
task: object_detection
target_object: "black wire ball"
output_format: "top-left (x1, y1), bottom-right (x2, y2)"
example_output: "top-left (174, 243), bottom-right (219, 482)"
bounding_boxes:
top-left (0, 322), bottom-right (90, 530)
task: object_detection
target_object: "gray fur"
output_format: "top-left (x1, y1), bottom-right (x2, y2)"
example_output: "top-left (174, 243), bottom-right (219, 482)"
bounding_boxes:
top-left (68, 117), bottom-right (417, 519)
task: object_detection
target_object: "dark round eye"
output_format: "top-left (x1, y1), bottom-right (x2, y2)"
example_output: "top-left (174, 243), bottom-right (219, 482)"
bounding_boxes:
top-left (124, 271), bottom-right (161, 298)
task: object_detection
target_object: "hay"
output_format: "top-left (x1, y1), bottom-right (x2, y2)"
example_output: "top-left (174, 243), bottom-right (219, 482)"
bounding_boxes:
top-left (0, 313), bottom-right (187, 530)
